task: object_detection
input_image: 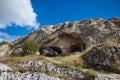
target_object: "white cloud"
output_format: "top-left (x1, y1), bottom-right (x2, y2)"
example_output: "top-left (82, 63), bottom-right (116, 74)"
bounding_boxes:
top-left (0, 0), bottom-right (39, 29)
top-left (0, 32), bottom-right (19, 42)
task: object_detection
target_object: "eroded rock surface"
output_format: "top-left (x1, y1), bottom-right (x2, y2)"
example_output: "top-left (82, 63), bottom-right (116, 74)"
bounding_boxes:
top-left (1, 61), bottom-right (120, 80)
top-left (0, 72), bottom-right (62, 80)
top-left (0, 44), bottom-right (12, 56)
top-left (0, 62), bottom-right (62, 80)
top-left (11, 18), bottom-right (120, 56)
top-left (109, 17), bottom-right (120, 28)
top-left (0, 63), bottom-right (12, 72)
top-left (95, 73), bottom-right (120, 80)
top-left (15, 60), bottom-right (85, 80)
top-left (83, 44), bottom-right (120, 72)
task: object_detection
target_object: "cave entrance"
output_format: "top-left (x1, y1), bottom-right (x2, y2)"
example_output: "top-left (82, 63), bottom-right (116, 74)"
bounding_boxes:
top-left (49, 46), bottom-right (62, 54)
top-left (39, 46), bottom-right (62, 55)
top-left (69, 44), bottom-right (86, 53)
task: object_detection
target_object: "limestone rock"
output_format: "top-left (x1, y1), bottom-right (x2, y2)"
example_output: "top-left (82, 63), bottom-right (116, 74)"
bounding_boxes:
top-left (0, 72), bottom-right (62, 80)
top-left (15, 60), bottom-right (85, 79)
top-left (0, 44), bottom-right (12, 56)
top-left (11, 18), bottom-right (120, 56)
top-left (1, 61), bottom-right (120, 80)
top-left (83, 44), bottom-right (120, 72)
top-left (95, 73), bottom-right (120, 80)
top-left (0, 63), bottom-right (12, 72)
top-left (0, 63), bottom-right (62, 80)
top-left (109, 17), bottom-right (120, 28)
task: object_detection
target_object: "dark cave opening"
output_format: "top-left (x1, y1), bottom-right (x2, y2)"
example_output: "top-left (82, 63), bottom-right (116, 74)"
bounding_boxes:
top-left (39, 46), bottom-right (62, 55)
top-left (49, 46), bottom-right (63, 54)
top-left (69, 44), bottom-right (86, 53)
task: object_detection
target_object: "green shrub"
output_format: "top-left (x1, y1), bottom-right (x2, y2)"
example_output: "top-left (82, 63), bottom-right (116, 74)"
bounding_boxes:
top-left (0, 40), bottom-right (8, 45)
top-left (22, 39), bottom-right (39, 56)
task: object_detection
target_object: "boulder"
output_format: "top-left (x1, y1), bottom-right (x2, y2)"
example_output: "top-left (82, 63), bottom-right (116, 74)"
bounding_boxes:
top-left (0, 63), bottom-right (12, 72)
top-left (83, 44), bottom-right (120, 72)
top-left (0, 44), bottom-right (12, 56)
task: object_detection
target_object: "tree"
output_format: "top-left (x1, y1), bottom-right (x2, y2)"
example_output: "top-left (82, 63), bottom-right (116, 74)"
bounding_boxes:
top-left (0, 40), bottom-right (8, 45)
top-left (22, 39), bottom-right (39, 56)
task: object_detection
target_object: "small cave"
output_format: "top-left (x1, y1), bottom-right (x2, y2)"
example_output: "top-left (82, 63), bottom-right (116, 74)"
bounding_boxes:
top-left (49, 46), bottom-right (63, 54)
top-left (39, 46), bottom-right (63, 56)
top-left (69, 43), bottom-right (86, 53)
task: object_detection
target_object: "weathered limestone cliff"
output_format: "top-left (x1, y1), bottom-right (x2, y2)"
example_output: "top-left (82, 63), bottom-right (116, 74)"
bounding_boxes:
top-left (11, 18), bottom-right (120, 56)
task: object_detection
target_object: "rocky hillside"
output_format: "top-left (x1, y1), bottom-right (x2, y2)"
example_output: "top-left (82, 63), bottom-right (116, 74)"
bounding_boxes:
top-left (0, 17), bottom-right (120, 80)
top-left (1, 55), bottom-right (120, 80)
top-left (12, 17), bottom-right (120, 56)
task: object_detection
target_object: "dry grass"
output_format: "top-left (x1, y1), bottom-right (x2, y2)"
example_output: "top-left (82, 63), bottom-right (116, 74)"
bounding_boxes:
top-left (0, 46), bottom-right (94, 73)
top-left (52, 56), bottom-right (63, 62)
top-left (0, 55), bottom-right (46, 72)
top-left (105, 38), bottom-right (117, 46)
top-left (0, 55), bottom-right (46, 63)
top-left (83, 69), bottom-right (98, 80)
top-left (51, 47), bottom-right (93, 71)
top-left (0, 47), bottom-right (99, 79)
top-left (60, 75), bottom-right (74, 80)
top-left (47, 70), bottom-right (59, 78)
top-left (61, 52), bottom-right (83, 69)
top-left (51, 50), bottom-right (98, 79)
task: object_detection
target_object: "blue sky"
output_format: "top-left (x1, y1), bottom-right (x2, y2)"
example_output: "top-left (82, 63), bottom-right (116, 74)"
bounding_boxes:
top-left (0, 0), bottom-right (120, 42)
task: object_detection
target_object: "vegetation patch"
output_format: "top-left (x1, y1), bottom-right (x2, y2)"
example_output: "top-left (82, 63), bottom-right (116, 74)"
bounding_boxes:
top-left (0, 40), bottom-right (8, 45)
top-left (60, 75), bottom-right (74, 80)
top-left (46, 70), bottom-right (59, 78)
top-left (22, 39), bottom-right (39, 56)
top-left (104, 38), bottom-right (117, 47)
top-left (83, 69), bottom-right (98, 80)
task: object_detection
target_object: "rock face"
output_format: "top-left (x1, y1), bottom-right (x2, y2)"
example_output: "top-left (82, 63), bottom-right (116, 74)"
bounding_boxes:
top-left (11, 18), bottom-right (120, 56)
top-left (0, 44), bottom-right (12, 56)
top-left (83, 44), bottom-right (120, 72)
top-left (108, 17), bottom-right (120, 28)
